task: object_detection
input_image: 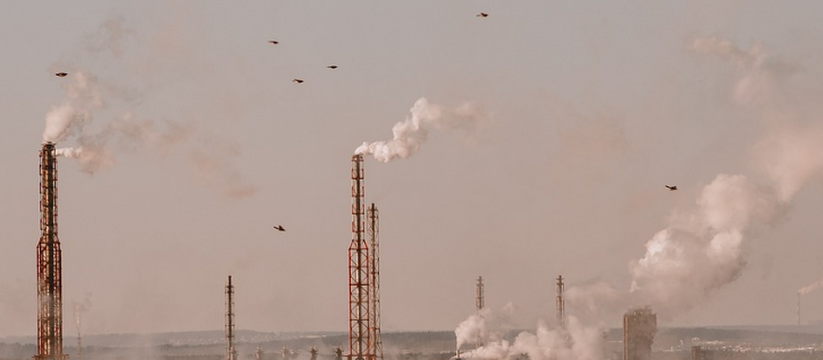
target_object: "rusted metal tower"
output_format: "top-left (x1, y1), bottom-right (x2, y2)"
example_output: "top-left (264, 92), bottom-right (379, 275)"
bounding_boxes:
top-left (35, 142), bottom-right (68, 360)
top-left (556, 275), bottom-right (565, 327)
top-left (348, 154), bottom-right (372, 360)
top-left (475, 276), bottom-right (484, 312)
top-left (367, 204), bottom-right (383, 360)
top-left (73, 305), bottom-right (82, 360)
top-left (225, 276), bottom-right (237, 360)
top-left (475, 276), bottom-right (485, 348)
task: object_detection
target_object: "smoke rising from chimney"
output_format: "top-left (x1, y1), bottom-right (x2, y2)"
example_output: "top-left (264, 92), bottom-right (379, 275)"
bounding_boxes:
top-left (355, 98), bottom-right (488, 162)
top-left (455, 306), bottom-right (605, 360)
top-left (798, 278), bottom-right (823, 296)
top-left (43, 17), bottom-right (256, 198)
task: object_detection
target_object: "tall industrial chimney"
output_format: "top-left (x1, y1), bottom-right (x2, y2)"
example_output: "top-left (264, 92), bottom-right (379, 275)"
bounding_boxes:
top-left (556, 275), bottom-right (565, 327)
top-left (623, 306), bottom-right (657, 360)
top-left (348, 154), bottom-right (372, 360)
top-left (367, 204), bottom-right (383, 360)
top-left (225, 276), bottom-right (237, 360)
top-left (476, 276), bottom-right (484, 313)
top-left (35, 141), bottom-right (68, 360)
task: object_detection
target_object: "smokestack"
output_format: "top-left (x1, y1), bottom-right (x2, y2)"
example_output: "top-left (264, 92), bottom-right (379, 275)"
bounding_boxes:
top-left (623, 306), bottom-right (657, 360)
top-left (797, 292), bottom-right (801, 326)
top-left (368, 204), bottom-right (383, 360)
top-left (476, 276), bottom-right (484, 313)
top-left (74, 304), bottom-right (82, 360)
top-left (556, 275), bottom-right (565, 327)
top-left (348, 154), bottom-right (371, 360)
top-left (35, 142), bottom-right (68, 360)
top-left (225, 276), bottom-right (236, 360)
top-left (475, 276), bottom-right (484, 349)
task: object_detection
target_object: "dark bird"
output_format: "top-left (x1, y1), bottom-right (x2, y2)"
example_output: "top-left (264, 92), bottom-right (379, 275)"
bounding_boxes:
top-left (55, 72), bottom-right (68, 77)
top-left (665, 185), bottom-right (678, 191)
top-left (268, 40), bottom-right (279, 45)
top-left (292, 78), bottom-right (304, 84)
top-left (476, 12), bottom-right (489, 18)
top-left (326, 65), bottom-right (338, 69)
top-left (273, 225), bottom-right (286, 232)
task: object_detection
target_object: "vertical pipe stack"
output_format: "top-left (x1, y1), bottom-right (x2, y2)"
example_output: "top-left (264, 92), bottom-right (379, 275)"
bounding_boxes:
top-left (348, 154), bottom-right (371, 360)
top-left (475, 276), bottom-right (484, 312)
top-left (556, 275), bottom-right (565, 327)
top-left (475, 276), bottom-right (484, 348)
top-left (368, 204), bottom-right (383, 360)
top-left (35, 141), bottom-right (67, 360)
top-left (225, 276), bottom-right (236, 360)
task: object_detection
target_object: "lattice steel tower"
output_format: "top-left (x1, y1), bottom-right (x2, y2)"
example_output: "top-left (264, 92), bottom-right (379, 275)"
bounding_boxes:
top-left (556, 275), bottom-right (565, 327)
top-left (225, 276), bottom-right (237, 360)
top-left (476, 276), bottom-right (484, 312)
top-left (367, 204), bottom-right (383, 360)
top-left (348, 154), bottom-right (372, 360)
top-left (35, 142), bottom-right (68, 360)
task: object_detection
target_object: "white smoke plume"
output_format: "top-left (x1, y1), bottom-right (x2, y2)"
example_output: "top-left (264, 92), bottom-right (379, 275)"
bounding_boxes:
top-left (455, 305), bottom-right (517, 350)
top-left (355, 98), bottom-right (488, 162)
top-left (43, 71), bottom-right (104, 143)
top-left (628, 173), bottom-right (785, 318)
top-left (798, 278), bottom-right (823, 296)
top-left (43, 18), bottom-right (256, 198)
top-left (689, 35), bottom-right (798, 106)
top-left (457, 313), bottom-right (606, 360)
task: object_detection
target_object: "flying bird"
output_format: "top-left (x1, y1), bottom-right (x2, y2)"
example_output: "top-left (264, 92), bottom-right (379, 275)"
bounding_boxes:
top-left (476, 12), bottom-right (489, 18)
top-left (268, 40), bottom-right (279, 45)
top-left (273, 225), bottom-right (286, 232)
top-left (326, 65), bottom-right (338, 69)
top-left (292, 78), bottom-right (304, 84)
top-left (55, 72), bottom-right (68, 77)
top-left (665, 185), bottom-right (678, 191)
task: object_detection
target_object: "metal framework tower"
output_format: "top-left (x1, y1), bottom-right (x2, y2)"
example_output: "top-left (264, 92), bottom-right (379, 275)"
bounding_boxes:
top-left (225, 276), bottom-right (237, 360)
top-left (348, 154), bottom-right (372, 360)
top-left (476, 276), bottom-right (484, 312)
top-left (367, 203), bottom-right (383, 360)
top-left (35, 142), bottom-right (67, 360)
top-left (74, 305), bottom-right (82, 360)
top-left (556, 275), bottom-right (565, 327)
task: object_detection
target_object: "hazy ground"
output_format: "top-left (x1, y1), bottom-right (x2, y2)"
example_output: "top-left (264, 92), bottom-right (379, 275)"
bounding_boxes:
top-left (3, 326), bottom-right (823, 360)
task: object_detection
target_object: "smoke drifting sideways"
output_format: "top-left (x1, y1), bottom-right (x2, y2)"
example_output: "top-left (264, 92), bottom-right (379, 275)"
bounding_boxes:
top-left (354, 98), bottom-right (489, 162)
top-left (41, 18), bottom-right (256, 198)
top-left (798, 278), bottom-right (823, 296)
top-left (454, 36), bottom-right (823, 360)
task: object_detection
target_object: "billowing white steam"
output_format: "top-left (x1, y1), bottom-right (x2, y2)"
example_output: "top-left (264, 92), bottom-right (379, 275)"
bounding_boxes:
top-left (457, 35), bottom-right (823, 359)
top-left (798, 278), bottom-right (823, 296)
top-left (41, 18), bottom-right (256, 198)
top-left (455, 306), bottom-right (605, 360)
top-left (624, 37), bottom-right (822, 319)
top-left (43, 71), bottom-right (104, 143)
top-left (355, 98), bottom-right (487, 162)
top-left (628, 174), bottom-right (784, 318)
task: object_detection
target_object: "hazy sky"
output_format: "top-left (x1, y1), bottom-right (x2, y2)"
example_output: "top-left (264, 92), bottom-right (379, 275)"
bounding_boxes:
top-left (2, 1), bottom-right (823, 338)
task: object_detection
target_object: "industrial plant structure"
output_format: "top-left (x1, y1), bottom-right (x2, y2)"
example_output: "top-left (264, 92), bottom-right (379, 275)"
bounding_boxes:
top-left (623, 306), bottom-right (657, 360)
top-left (347, 154), bottom-right (383, 360)
top-left (367, 204), bottom-right (383, 360)
top-left (476, 277), bottom-right (484, 313)
top-left (226, 276), bottom-right (237, 360)
top-left (35, 142), bottom-right (68, 360)
top-left (555, 275), bottom-right (565, 327)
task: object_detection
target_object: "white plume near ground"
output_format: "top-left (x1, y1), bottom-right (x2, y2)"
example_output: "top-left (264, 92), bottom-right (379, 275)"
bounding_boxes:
top-left (355, 97), bottom-right (488, 162)
top-left (457, 312), bottom-right (606, 360)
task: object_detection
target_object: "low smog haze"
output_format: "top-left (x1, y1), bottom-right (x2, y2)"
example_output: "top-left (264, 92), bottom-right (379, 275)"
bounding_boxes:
top-left (2, 0), bottom-right (823, 344)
